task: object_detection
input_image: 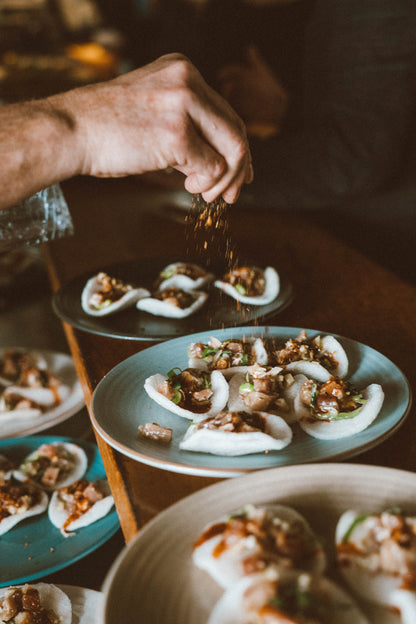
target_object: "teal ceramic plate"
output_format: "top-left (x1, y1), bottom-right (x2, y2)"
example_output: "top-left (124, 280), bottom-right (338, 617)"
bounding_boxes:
top-left (0, 436), bottom-right (120, 587)
top-left (91, 326), bottom-right (411, 478)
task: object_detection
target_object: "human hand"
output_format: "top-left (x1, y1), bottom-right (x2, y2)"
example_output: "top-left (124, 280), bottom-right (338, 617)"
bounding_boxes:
top-left (53, 53), bottom-right (252, 204)
top-left (218, 45), bottom-right (289, 138)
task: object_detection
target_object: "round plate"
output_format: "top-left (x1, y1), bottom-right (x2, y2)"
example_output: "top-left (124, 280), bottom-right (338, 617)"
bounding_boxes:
top-left (102, 462), bottom-right (415, 624)
top-left (0, 348), bottom-right (85, 439)
top-left (0, 436), bottom-right (120, 587)
top-left (91, 326), bottom-right (411, 477)
top-left (52, 259), bottom-right (293, 341)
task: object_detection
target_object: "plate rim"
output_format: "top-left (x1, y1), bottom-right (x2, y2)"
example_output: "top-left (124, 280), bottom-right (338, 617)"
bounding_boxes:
top-left (91, 325), bottom-right (412, 477)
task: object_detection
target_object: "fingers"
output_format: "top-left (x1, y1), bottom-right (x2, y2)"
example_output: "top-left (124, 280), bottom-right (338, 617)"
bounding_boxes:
top-left (184, 84), bottom-right (253, 203)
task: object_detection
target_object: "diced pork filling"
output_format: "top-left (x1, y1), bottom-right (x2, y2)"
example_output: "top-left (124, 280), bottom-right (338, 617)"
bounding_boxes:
top-left (154, 288), bottom-right (196, 309)
top-left (0, 481), bottom-right (42, 522)
top-left (194, 506), bottom-right (319, 575)
top-left (57, 479), bottom-right (104, 531)
top-left (20, 444), bottom-right (76, 488)
top-left (338, 511), bottom-right (416, 588)
top-left (222, 266), bottom-right (266, 297)
top-left (189, 338), bottom-right (256, 371)
top-left (0, 350), bottom-right (40, 385)
top-left (197, 410), bottom-right (266, 433)
top-left (272, 331), bottom-right (337, 371)
top-left (240, 365), bottom-right (292, 412)
top-left (157, 368), bottom-right (214, 414)
top-left (1, 393), bottom-right (44, 413)
top-left (300, 377), bottom-right (361, 419)
top-left (0, 586), bottom-right (60, 624)
top-left (243, 576), bottom-right (338, 624)
top-left (89, 272), bottom-right (133, 308)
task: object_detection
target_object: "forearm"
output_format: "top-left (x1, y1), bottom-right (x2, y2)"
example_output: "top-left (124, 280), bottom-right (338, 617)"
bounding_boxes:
top-left (0, 96), bottom-right (82, 210)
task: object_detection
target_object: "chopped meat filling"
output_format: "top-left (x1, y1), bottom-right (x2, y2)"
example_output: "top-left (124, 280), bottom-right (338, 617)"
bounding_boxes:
top-left (20, 443), bottom-right (76, 489)
top-left (338, 511), bottom-right (416, 589)
top-left (0, 480), bottom-right (42, 522)
top-left (243, 575), bottom-right (338, 624)
top-left (0, 585), bottom-right (60, 624)
top-left (1, 392), bottom-right (45, 413)
top-left (0, 350), bottom-right (40, 385)
top-left (272, 330), bottom-right (337, 371)
top-left (196, 411), bottom-right (267, 433)
top-left (89, 272), bottom-right (133, 309)
top-left (154, 288), bottom-right (196, 309)
top-left (222, 266), bottom-right (266, 297)
top-left (239, 364), bottom-right (291, 412)
top-left (189, 338), bottom-right (256, 371)
top-left (157, 368), bottom-right (214, 414)
top-left (300, 377), bottom-right (363, 420)
top-left (194, 505), bottom-right (319, 575)
top-left (57, 479), bottom-right (104, 531)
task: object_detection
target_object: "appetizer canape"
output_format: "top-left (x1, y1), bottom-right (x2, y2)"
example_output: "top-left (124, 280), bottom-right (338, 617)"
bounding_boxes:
top-left (269, 330), bottom-right (348, 381)
top-left (144, 367), bottom-right (229, 421)
top-left (227, 364), bottom-right (298, 424)
top-left (180, 409), bottom-right (292, 455)
top-left (0, 479), bottom-right (48, 535)
top-left (214, 265), bottom-right (280, 305)
top-left (0, 354), bottom-right (70, 420)
top-left (193, 504), bottom-right (326, 589)
top-left (155, 261), bottom-right (214, 291)
top-left (336, 507), bottom-right (416, 623)
top-left (0, 348), bottom-right (48, 387)
top-left (207, 568), bottom-right (369, 624)
top-left (136, 287), bottom-right (208, 318)
top-left (188, 336), bottom-right (268, 376)
top-left (0, 583), bottom-right (72, 624)
top-left (294, 375), bottom-right (384, 439)
top-left (14, 441), bottom-right (88, 491)
top-left (81, 271), bottom-right (150, 316)
top-left (48, 478), bottom-right (114, 537)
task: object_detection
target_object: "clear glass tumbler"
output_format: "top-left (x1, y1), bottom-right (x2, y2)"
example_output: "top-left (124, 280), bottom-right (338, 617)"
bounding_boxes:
top-left (0, 184), bottom-right (74, 252)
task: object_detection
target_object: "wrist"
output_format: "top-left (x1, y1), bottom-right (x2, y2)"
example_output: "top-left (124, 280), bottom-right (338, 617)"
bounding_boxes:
top-left (43, 89), bottom-right (87, 179)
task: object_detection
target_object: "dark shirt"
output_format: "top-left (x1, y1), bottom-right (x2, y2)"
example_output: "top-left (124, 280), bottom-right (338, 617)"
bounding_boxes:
top-left (243, 0), bottom-right (416, 210)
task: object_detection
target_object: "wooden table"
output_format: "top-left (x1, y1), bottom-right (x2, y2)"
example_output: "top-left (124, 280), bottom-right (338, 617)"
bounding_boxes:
top-left (43, 176), bottom-right (416, 544)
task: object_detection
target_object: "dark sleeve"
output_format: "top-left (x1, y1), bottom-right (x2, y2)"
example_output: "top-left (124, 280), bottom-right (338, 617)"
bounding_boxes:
top-left (244, 0), bottom-right (416, 210)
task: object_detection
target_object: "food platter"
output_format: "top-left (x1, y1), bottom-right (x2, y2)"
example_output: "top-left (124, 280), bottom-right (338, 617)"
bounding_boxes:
top-left (52, 259), bottom-right (293, 341)
top-left (0, 436), bottom-right (120, 587)
top-left (0, 348), bottom-right (84, 439)
top-left (102, 462), bottom-right (414, 624)
top-left (90, 326), bottom-right (411, 477)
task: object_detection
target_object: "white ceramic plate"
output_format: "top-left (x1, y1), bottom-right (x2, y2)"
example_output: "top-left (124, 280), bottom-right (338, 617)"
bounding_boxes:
top-left (91, 326), bottom-right (411, 477)
top-left (0, 348), bottom-right (84, 438)
top-left (102, 463), bottom-right (416, 624)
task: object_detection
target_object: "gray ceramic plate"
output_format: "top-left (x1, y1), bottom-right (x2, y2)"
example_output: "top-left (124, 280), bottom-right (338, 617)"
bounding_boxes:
top-left (103, 463), bottom-right (416, 624)
top-left (91, 326), bottom-right (411, 477)
top-left (52, 259), bottom-right (293, 341)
